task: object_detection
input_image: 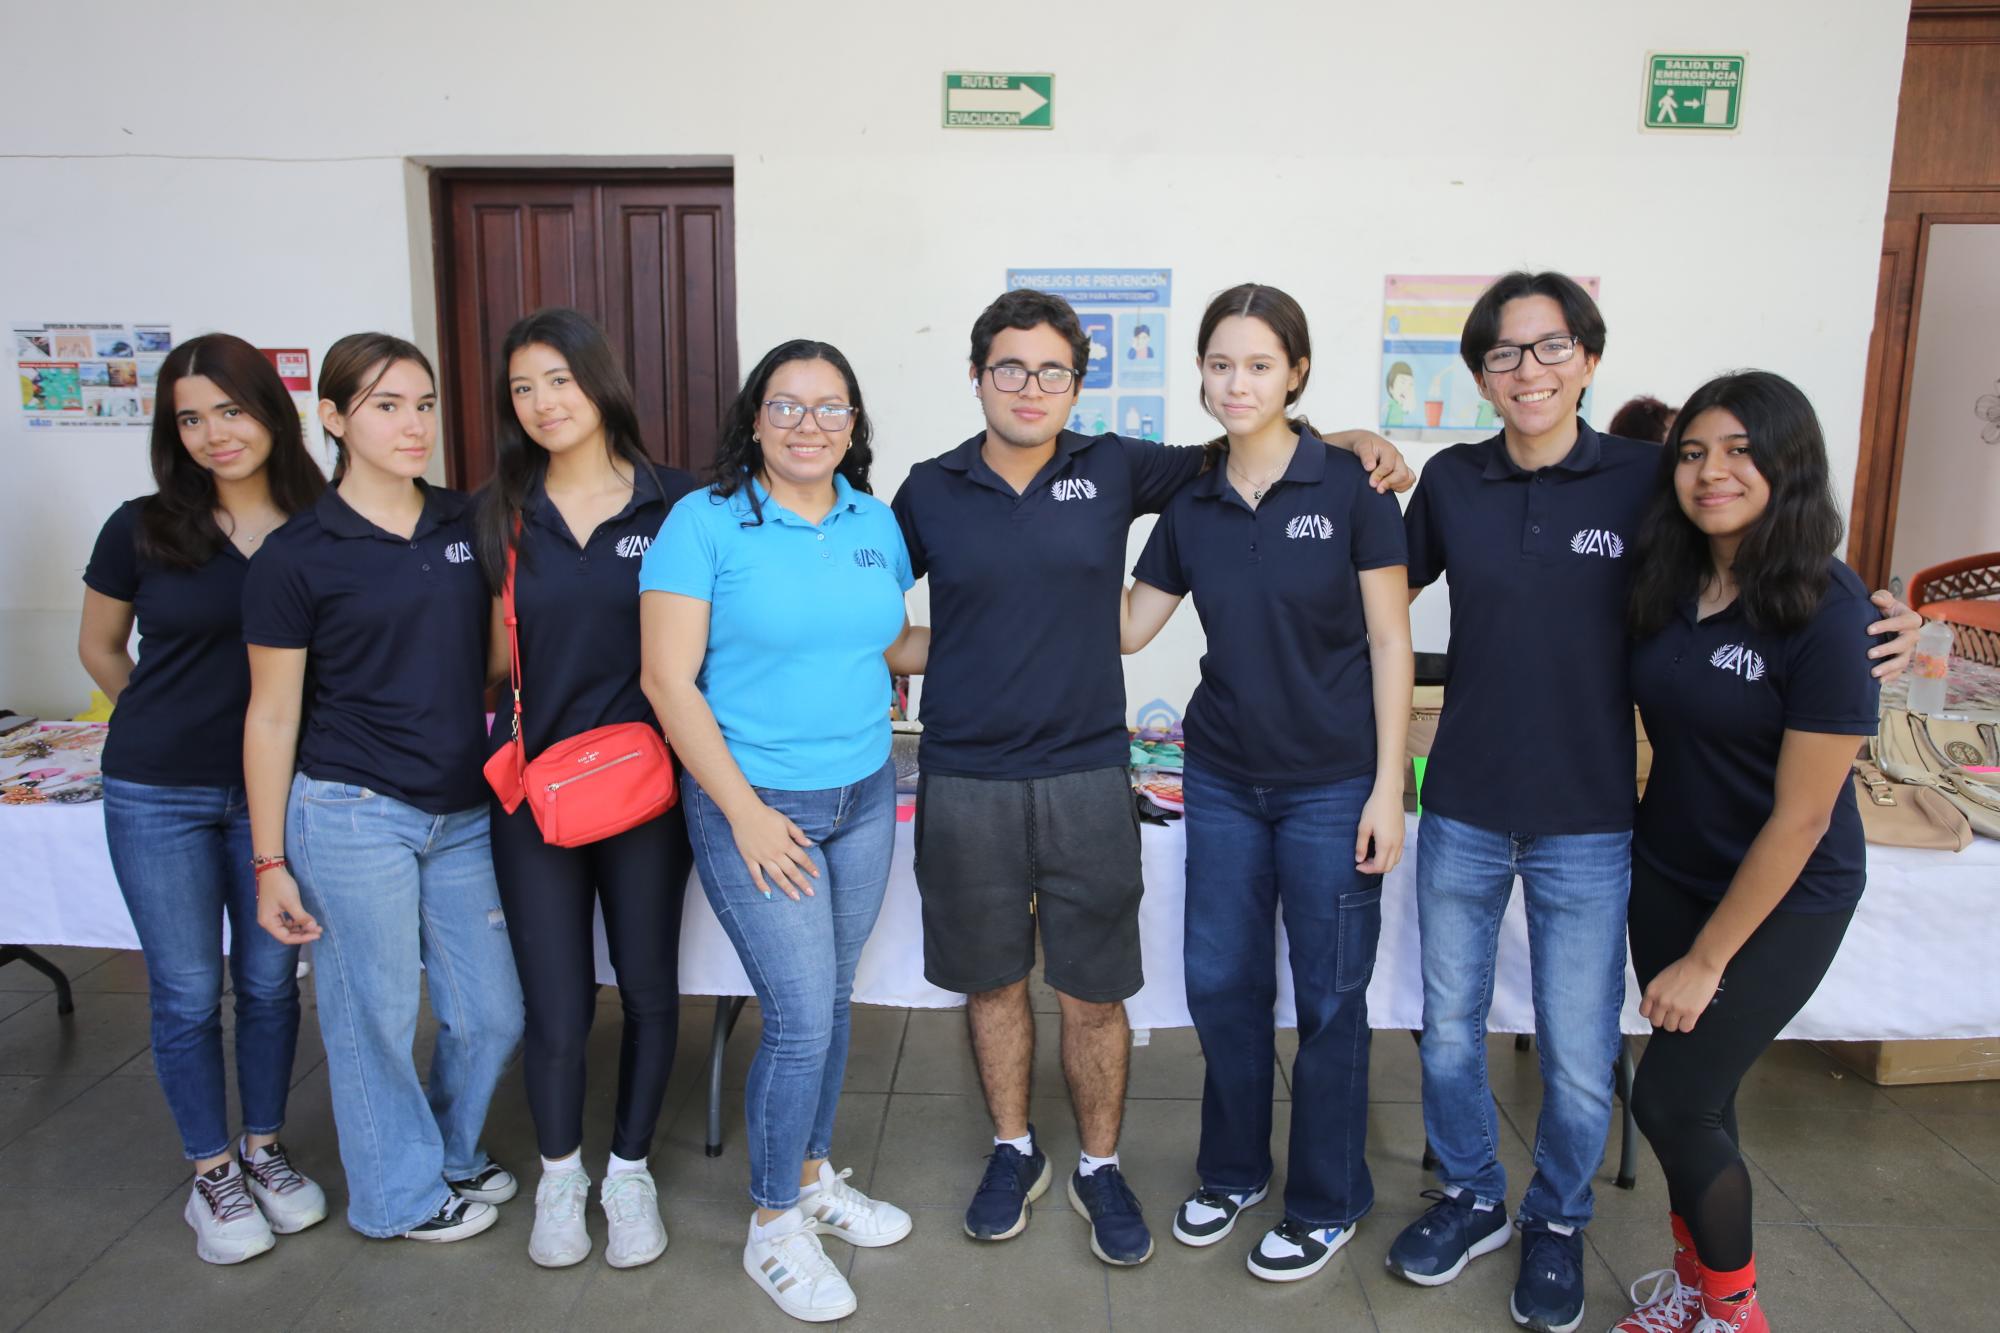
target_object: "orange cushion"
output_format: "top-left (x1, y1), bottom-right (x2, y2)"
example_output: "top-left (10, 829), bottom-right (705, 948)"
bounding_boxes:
top-left (1919, 599), bottom-right (2000, 630)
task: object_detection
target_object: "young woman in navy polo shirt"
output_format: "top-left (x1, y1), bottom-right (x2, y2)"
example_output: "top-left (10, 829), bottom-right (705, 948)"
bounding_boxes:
top-left (473, 308), bottom-right (696, 1270)
top-left (79, 333), bottom-right (329, 1265)
top-left (243, 334), bottom-right (524, 1244)
top-left (640, 340), bottom-right (925, 1323)
top-left (1121, 284), bottom-right (1413, 1283)
top-left (1612, 372), bottom-right (1879, 1333)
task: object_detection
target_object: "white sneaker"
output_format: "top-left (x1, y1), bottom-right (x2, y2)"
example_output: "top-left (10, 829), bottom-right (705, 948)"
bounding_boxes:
top-left (403, 1194), bottom-right (498, 1242)
top-left (601, 1169), bottom-right (668, 1269)
top-left (239, 1139), bottom-right (328, 1235)
top-left (185, 1162), bottom-right (276, 1265)
top-left (801, 1161), bottom-right (912, 1248)
top-left (743, 1209), bottom-right (858, 1323)
top-left (528, 1167), bottom-right (593, 1268)
top-left (448, 1161), bottom-right (518, 1204)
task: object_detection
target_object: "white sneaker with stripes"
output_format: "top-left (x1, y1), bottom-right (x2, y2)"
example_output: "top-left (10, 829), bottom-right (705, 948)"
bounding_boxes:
top-left (743, 1209), bottom-right (858, 1323)
top-left (801, 1162), bottom-right (912, 1247)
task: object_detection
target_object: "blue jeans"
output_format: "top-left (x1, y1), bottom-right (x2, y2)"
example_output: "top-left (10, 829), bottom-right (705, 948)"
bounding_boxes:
top-left (685, 760), bottom-right (894, 1210)
top-left (1182, 761), bottom-right (1381, 1228)
top-left (1414, 810), bottom-right (1630, 1230)
top-left (286, 774), bottom-right (525, 1237)
top-left (102, 777), bottom-right (302, 1161)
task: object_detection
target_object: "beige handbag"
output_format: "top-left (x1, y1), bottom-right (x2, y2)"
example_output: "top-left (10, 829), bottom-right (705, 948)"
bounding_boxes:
top-left (1852, 758), bottom-right (1974, 851)
top-left (1873, 707), bottom-right (2000, 840)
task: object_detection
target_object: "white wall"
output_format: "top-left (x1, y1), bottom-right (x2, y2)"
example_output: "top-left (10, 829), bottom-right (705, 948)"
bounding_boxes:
top-left (1, 0), bottom-right (1911, 719)
top-left (1889, 224), bottom-right (2000, 594)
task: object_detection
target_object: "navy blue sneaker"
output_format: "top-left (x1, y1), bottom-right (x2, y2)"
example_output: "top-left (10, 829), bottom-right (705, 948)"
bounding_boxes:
top-left (963, 1130), bottom-right (1051, 1241)
top-left (1067, 1166), bottom-right (1153, 1266)
top-left (1510, 1219), bottom-right (1585, 1333)
top-left (1384, 1189), bottom-right (1511, 1286)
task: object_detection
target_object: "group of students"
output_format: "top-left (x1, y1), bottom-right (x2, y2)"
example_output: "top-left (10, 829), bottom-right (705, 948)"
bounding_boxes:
top-left (79, 271), bottom-right (1919, 1333)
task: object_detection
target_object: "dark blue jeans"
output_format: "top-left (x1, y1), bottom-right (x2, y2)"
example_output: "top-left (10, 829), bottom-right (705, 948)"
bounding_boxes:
top-left (1182, 760), bottom-right (1382, 1228)
top-left (102, 776), bottom-right (302, 1160)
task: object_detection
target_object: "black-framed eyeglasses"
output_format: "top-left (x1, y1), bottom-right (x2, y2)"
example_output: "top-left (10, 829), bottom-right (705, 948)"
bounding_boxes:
top-left (1480, 334), bottom-right (1582, 375)
top-left (984, 364), bottom-right (1079, 394)
top-left (763, 400), bottom-right (856, 430)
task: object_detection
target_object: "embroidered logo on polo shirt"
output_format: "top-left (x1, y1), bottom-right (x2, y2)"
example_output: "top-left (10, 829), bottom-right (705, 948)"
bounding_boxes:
top-left (852, 548), bottom-right (890, 570)
top-left (1709, 643), bottom-right (1766, 680)
top-left (615, 534), bottom-right (651, 559)
top-left (1285, 514), bottom-right (1335, 540)
top-left (1570, 528), bottom-right (1625, 558)
top-left (444, 541), bottom-right (473, 564)
top-left (1050, 478), bottom-right (1098, 502)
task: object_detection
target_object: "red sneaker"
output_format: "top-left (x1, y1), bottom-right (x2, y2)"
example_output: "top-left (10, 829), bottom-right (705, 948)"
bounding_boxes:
top-left (1693, 1286), bottom-right (1771, 1333)
top-left (1611, 1264), bottom-right (1703, 1333)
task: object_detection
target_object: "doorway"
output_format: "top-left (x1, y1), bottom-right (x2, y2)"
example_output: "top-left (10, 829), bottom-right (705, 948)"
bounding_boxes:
top-left (430, 168), bottom-right (737, 490)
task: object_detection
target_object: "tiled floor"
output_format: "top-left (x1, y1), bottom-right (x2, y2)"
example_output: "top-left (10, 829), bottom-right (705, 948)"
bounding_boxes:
top-left (2, 946), bottom-right (1995, 1331)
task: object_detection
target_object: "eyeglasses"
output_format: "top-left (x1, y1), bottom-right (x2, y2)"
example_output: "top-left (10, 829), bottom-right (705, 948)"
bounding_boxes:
top-left (984, 364), bottom-right (1079, 394)
top-left (763, 400), bottom-right (856, 430)
top-left (1480, 334), bottom-right (1582, 375)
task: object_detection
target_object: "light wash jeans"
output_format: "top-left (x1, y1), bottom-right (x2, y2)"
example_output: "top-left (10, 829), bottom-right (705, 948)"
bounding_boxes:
top-left (286, 774), bottom-right (525, 1237)
top-left (684, 760), bottom-right (894, 1210)
top-left (103, 776), bottom-right (301, 1160)
top-left (1414, 810), bottom-right (1630, 1230)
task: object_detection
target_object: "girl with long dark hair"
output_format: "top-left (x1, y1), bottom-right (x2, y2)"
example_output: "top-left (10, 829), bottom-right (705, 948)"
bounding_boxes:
top-left (243, 333), bottom-right (524, 1245)
top-left (79, 333), bottom-right (329, 1264)
top-left (1119, 284), bottom-right (1413, 1283)
top-left (1614, 371), bottom-right (1880, 1333)
top-left (640, 340), bottom-right (925, 1322)
top-left (473, 307), bottom-right (695, 1270)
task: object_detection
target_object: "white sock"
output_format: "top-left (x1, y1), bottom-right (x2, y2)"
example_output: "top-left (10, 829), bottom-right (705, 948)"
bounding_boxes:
top-left (542, 1150), bottom-right (583, 1175)
top-left (994, 1132), bottom-right (1033, 1155)
top-left (1078, 1151), bottom-right (1119, 1177)
top-left (752, 1207), bottom-right (804, 1241)
top-left (606, 1152), bottom-right (646, 1178)
top-left (798, 1162), bottom-right (827, 1197)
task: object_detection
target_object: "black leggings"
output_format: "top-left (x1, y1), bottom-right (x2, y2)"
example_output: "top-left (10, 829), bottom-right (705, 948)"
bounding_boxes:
top-left (491, 798), bottom-right (693, 1161)
top-left (1627, 858), bottom-right (1852, 1271)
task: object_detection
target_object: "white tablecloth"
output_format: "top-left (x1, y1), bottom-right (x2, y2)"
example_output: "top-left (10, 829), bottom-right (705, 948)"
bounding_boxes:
top-left (7, 803), bottom-right (1997, 1041)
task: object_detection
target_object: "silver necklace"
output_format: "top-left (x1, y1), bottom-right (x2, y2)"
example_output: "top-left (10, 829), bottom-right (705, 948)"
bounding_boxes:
top-left (1227, 461), bottom-right (1287, 501)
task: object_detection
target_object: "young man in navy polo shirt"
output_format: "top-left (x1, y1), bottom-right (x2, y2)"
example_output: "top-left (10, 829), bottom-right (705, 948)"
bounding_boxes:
top-left (1384, 272), bottom-right (1919, 1333)
top-left (892, 289), bottom-right (1412, 1268)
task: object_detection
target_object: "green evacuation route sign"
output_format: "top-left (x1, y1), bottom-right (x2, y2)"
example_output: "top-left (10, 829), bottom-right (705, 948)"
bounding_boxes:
top-left (943, 72), bottom-right (1053, 130)
top-left (1644, 53), bottom-right (1744, 132)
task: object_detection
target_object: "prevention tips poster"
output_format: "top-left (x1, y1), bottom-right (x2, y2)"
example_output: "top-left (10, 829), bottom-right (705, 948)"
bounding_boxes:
top-left (15, 322), bottom-right (172, 429)
top-left (1380, 276), bottom-right (1597, 442)
top-left (1004, 268), bottom-right (1171, 441)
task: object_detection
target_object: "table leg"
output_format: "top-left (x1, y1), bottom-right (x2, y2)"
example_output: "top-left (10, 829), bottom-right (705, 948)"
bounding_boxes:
top-left (706, 996), bottom-right (749, 1158)
top-left (1614, 1040), bottom-right (1638, 1189)
top-left (0, 945), bottom-right (75, 1015)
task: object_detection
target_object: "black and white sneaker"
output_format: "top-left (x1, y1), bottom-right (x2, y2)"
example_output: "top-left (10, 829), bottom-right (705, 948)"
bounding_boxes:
top-left (1172, 1184), bottom-right (1269, 1247)
top-left (1247, 1218), bottom-right (1355, 1283)
top-left (404, 1194), bottom-right (498, 1243)
top-left (448, 1161), bottom-right (518, 1204)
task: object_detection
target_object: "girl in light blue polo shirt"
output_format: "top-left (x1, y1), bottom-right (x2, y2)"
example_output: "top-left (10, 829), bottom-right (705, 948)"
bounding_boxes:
top-left (639, 339), bottom-right (926, 1324)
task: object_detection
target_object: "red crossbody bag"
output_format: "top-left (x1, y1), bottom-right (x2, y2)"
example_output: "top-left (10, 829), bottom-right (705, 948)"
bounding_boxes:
top-left (482, 536), bottom-right (676, 847)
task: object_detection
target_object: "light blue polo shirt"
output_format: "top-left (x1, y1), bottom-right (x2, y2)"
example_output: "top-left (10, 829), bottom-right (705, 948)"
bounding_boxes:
top-left (640, 474), bottom-right (913, 790)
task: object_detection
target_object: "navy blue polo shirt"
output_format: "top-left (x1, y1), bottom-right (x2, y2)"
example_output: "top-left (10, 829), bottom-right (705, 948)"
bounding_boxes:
top-left (243, 484), bottom-right (489, 815)
top-left (892, 430), bottom-right (1203, 779)
top-left (83, 498), bottom-right (253, 788)
top-left (1133, 430), bottom-right (1407, 785)
top-left (1632, 560), bottom-right (1880, 913)
top-left (486, 464), bottom-right (695, 759)
top-left (1404, 421), bottom-right (1659, 834)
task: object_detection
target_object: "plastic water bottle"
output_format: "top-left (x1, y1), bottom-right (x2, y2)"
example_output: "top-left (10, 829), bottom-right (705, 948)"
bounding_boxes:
top-left (1908, 619), bottom-right (1953, 715)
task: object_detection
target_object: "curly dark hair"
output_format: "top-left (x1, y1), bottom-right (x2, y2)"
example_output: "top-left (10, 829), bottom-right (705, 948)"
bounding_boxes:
top-left (1628, 370), bottom-right (1843, 639)
top-left (709, 340), bottom-right (873, 527)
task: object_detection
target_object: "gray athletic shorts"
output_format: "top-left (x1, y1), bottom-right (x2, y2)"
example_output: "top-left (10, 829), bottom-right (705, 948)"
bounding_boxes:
top-left (912, 765), bottom-right (1145, 1002)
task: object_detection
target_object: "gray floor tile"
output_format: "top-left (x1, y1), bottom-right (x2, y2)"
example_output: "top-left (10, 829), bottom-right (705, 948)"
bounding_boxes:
top-left (711, 1002), bottom-right (908, 1097)
top-left (0, 1075), bottom-right (98, 1152)
top-left (1822, 1224), bottom-right (1996, 1332)
top-left (652, 1088), bottom-right (889, 1208)
top-left (1559, 1101), bottom-right (1803, 1226)
top-left (0, 991), bottom-right (153, 1078)
top-left (562, 1197), bottom-right (820, 1332)
top-left (0, 947), bottom-right (115, 990)
top-left (1589, 1219), bottom-right (1910, 1332)
top-left (1883, 1074), bottom-right (2000, 1116)
top-left (287, 1208), bottom-right (580, 1333)
top-left (892, 1008), bottom-right (1063, 1097)
top-left (867, 1092), bottom-right (1080, 1211)
top-left (68, 949), bottom-right (151, 994)
top-left (0, 1183), bottom-right (179, 1323)
top-left (1736, 1105), bottom-right (2000, 1227)
top-left (1125, 1024), bottom-right (1208, 1100)
top-left (1736, 1040), bottom-right (1903, 1111)
top-left (1366, 1099), bottom-right (1536, 1217)
top-left (1350, 1200), bottom-right (1621, 1333)
top-left (1108, 1232), bottom-right (1376, 1329)
top-left (1907, 1110), bottom-right (2000, 1184)
top-left (0, 988), bottom-right (46, 1024)
top-left (0, 1073), bottom-right (188, 1189)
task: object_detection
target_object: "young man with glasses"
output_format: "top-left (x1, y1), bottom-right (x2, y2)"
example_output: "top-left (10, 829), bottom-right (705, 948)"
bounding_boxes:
top-left (891, 288), bottom-right (1411, 1268)
top-left (1386, 271), bottom-right (1919, 1333)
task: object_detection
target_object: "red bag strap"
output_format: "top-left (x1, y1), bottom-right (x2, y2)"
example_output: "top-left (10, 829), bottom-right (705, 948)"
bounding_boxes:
top-left (503, 520), bottom-right (525, 757)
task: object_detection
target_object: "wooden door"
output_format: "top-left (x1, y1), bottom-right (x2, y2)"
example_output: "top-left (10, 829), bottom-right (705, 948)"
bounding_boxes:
top-left (432, 169), bottom-right (736, 490)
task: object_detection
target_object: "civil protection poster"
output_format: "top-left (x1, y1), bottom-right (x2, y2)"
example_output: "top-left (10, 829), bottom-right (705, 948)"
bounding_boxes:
top-left (1380, 276), bottom-right (1596, 442)
top-left (15, 322), bottom-right (172, 428)
top-left (1005, 268), bottom-right (1170, 442)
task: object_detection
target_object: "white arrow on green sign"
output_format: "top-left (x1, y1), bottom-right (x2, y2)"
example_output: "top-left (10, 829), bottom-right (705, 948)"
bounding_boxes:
top-left (1643, 53), bottom-right (1745, 132)
top-left (943, 72), bottom-right (1053, 130)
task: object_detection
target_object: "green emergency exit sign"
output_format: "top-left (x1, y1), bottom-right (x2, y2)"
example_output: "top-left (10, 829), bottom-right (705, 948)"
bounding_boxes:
top-left (943, 72), bottom-right (1053, 130)
top-left (1644, 53), bottom-right (1745, 132)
